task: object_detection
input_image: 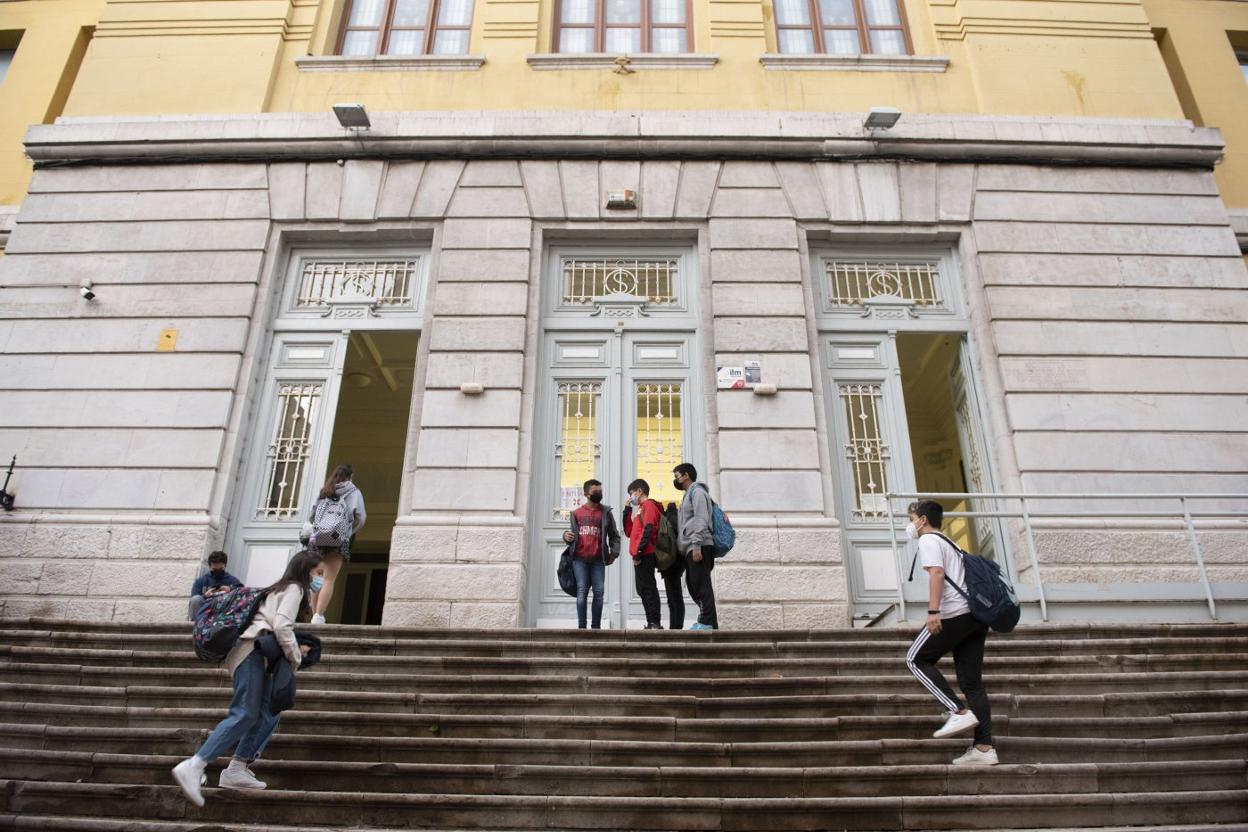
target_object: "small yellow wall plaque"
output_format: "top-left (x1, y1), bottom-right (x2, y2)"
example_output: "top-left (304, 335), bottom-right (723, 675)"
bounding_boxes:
top-left (157, 328), bottom-right (179, 351)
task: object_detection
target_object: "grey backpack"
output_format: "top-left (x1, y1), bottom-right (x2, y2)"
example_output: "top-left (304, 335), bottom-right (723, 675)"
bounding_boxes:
top-left (310, 497), bottom-right (353, 547)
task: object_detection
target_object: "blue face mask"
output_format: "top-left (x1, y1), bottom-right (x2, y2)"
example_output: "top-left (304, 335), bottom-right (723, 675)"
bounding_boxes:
top-left (309, 575), bottom-right (325, 593)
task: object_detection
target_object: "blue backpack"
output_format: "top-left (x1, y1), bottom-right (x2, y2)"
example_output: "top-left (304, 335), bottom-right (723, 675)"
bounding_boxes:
top-left (932, 533), bottom-right (1020, 633)
top-left (692, 484), bottom-right (735, 557)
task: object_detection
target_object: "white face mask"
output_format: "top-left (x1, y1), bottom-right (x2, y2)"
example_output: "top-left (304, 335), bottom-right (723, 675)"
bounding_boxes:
top-left (905, 522), bottom-right (919, 540)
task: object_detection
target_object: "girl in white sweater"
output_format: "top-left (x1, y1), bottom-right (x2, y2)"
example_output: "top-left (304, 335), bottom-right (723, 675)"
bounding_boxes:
top-left (171, 549), bottom-right (324, 806)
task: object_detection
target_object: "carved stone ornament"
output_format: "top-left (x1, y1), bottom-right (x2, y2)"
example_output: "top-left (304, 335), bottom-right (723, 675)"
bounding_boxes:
top-left (322, 293), bottom-right (378, 319)
top-left (861, 295), bottom-right (916, 320)
top-left (590, 292), bottom-right (649, 319)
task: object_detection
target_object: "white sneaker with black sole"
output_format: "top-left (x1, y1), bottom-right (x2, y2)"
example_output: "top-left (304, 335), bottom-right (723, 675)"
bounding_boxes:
top-left (933, 709), bottom-right (979, 739)
top-left (311, 613), bottom-right (326, 625)
top-left (219, 760), bottom-right (267, 790)
top-left (952, 746), bottom-right (999, 766)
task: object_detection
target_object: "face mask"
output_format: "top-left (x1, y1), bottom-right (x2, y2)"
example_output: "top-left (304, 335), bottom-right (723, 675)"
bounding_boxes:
top-left (587, 492), bottom-right (602, 504)
top-left (905, 522), bottom-right (918, 540)
top-left (209, 569), bottom-right (225, 578)
top-left (309, 575), bottom-right (325, 593)
top-left (672, 478), bottom-right (684, 491)
top-left (630, 494), bottom-right (641, 506)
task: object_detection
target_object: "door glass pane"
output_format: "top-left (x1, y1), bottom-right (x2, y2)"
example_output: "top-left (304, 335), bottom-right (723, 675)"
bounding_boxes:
top-left (556, 382), bottom-right (601, 520)
top-left (651, 28), bottom-right (686, 53)
top-left (559, 27), bottom-right (595, 52)
top-left (778, 29), bottom-right (816, 53)
top-left (341, 30), bottom-right (380, 56)
top-left (651, 0), bottom-right (685, 24)
top-left (839, 383), bottom-right (890, 520)
top-left (387, 29), bottom-right (426, 55)
top-left (824, 28), bottom-right (859, 54)
top-left (606, 27), bottom-right (641, 52)
top-left (349, 0), bottom-right (386, 25)
top-left (635, 383), bottom-right (683, 509)
top-left (438, 0), bottom-right (475, 26)
top-left (433, 29), bottom-right (470, 53)
top-left (819, 0), bottom-right (857, 26)
top-left (393, 0), bottom-right (432, 25)
top-left (259, 383), bottom-right (323, 519)
top-left (869, 29), bottom-right (906, 54)
top-left (862, 0), bottom-right (900, 25)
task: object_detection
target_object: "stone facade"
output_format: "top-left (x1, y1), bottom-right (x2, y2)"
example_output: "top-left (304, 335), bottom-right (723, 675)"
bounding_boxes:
top-left (0, 111), bottom-right (1245, 625)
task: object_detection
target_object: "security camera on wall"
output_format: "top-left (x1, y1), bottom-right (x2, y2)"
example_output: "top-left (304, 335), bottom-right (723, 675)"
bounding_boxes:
top-left (79, 278), bottom-right (95, 301)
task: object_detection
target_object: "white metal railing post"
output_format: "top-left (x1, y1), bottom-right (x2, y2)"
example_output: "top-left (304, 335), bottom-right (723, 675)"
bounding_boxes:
top-left (886, 496), bottom-right (906, 623)
top-left (1179, 496), bottom-right (1218, 621)
top-left (1019, 496), bottom-right (1049, 622)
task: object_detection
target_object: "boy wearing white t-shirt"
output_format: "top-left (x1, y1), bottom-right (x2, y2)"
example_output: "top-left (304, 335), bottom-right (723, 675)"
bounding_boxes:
top-left (904, 499), bottom-right (998, 766)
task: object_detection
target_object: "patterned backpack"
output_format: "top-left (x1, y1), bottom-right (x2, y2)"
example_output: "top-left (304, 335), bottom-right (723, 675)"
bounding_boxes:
top-left (192, 586), bottom-right (267, 662)
top-left (310, 497), bottom-right (353, 548)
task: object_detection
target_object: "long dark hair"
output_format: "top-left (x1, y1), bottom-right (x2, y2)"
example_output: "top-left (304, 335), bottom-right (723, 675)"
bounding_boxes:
top-left (265, 549), bottom-right (324, 619)
top-left (318, 463), bottom-right (354, 500)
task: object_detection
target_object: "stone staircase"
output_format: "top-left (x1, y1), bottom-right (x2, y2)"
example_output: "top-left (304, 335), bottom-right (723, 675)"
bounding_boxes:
top-left (0, 618), bottom-right (1245, 832)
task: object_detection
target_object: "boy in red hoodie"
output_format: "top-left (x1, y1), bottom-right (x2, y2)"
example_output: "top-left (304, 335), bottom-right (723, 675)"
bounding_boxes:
top-left (623, 478), bottom-right (665, 629)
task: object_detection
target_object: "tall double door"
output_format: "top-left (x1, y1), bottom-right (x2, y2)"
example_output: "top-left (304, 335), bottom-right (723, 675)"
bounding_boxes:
top-left (528, 331), bottom-right (701, 628)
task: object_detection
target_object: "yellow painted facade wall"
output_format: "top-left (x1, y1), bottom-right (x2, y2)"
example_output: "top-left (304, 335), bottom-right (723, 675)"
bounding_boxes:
top-left (1142, 0), bottom-right (1248, 208)
top-left (0, 0), bottom-right (1243, 207)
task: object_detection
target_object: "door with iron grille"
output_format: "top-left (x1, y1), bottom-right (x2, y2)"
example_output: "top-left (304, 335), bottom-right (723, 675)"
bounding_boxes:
top-left (231, 332), bottom-right (348, 587)
top-left (528, 249), bottom-right (702, 628)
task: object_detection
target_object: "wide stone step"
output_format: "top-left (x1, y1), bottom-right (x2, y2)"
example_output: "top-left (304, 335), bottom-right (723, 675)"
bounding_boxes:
top-left (7, 749), bottom-right (1246, 800)
top-left (4, 819), bottom-right (1248, 832)
top-left (2, 673), bottom-right (1238, 718)
top-left (4, 629), bottom-right (1244, 658)
top-left (3, 618), bottom-right (1244, 644)
top-left (5, 645), bottom-right (1245, 678)
top-left (5, 724), bottom-right (1246, 767)
top-left (2, 779), bottom-right (1246, 830)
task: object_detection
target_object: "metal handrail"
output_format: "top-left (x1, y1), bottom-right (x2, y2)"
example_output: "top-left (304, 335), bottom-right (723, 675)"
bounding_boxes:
top-left (884, 491), bottom-right (1248, 624)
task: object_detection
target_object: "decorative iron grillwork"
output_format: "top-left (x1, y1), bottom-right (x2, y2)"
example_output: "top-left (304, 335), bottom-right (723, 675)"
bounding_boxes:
top-left (562, 258), bottom-right (679, 305)
top-left (635, 382), bottom-right (683, 508)
top-left (295, 259), bottom-right (418, 308)
top-left (258, 383), bottom-right (322, 518)
top-left (826, 260), bottom-right (943, 308)
top-left (839, 382), bottom-right (891, 519)
top-left (554, 381), bottom-right (602, 520)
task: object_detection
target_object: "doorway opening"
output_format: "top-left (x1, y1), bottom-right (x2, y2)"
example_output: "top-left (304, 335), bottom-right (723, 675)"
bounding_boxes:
top-left (317, 330), bottom-right (420, 625)
top-left (897, 332), bottom-right (988, 554)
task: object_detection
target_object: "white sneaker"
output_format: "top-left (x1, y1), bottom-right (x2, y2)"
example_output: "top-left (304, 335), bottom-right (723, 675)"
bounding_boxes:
top-left (933, 709), bottom-right (979, 739)
top-left (952, 745), bottom-right (999, 766)
top-left (171, 757), bottom-right (206, 807)
top-left (219, 761), bottom-right (267, 790)
top-left (311, 613), bottom-right (326, 625)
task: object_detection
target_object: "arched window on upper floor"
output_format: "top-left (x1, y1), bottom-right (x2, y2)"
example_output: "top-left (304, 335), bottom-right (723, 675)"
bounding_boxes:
top-left (337, 0), bottom-right (474, 56)
top-left (773, 0), bottom-right (911, 55)
top-left (555, 0), bottom-right (692, 53)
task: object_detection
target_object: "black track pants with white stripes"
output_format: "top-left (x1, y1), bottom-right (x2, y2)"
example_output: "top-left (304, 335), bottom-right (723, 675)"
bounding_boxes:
top-left (906, 612), bottom-right (993, 746)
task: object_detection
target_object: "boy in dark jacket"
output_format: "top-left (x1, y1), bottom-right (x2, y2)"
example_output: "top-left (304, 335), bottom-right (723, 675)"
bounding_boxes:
top-left (188, 551), bottom-right (242, 619)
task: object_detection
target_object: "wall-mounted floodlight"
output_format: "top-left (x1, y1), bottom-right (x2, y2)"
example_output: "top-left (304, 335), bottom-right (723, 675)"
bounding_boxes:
top-left (333, 103), bottom-right (371, 130)
top-left (863, 107), bottom-right (902, 130)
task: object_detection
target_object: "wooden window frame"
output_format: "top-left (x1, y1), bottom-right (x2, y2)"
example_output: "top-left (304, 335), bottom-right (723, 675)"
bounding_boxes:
top-left (553, 0), bottom-right (695, 53)
top-left (774, 0), bottom-right (912, 56)
top-left (336, 0), bottom-right (473, 56)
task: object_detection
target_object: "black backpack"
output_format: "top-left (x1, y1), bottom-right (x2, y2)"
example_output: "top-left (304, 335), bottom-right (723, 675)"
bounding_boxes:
top-left (910, 533), bottom-right (1021, 633)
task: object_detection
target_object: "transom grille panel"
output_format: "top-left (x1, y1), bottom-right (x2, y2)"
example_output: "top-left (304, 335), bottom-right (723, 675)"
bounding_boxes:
top-left (258, 383), bottom-right (322, 518)
top-left (826, 260), bottom-right (943, 308)
top-left (295, 259), bottom-right (418, 308)
top-left (562, 258), bottom-right (679, 305)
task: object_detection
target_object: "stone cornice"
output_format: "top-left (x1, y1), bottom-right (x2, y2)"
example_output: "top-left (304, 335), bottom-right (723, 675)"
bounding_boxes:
top-left (24, 111), bottom-right (1224, 169)
top-left (759, 54), bottom-right (949, 72)
top-left (0, 205), bottom-right (16, 252)
top-left (1229, 209), bottom-right (1248, 253)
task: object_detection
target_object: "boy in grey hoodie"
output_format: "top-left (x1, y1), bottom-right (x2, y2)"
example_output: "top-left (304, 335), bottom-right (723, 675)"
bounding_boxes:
top-left (673, 463), bottom-right (717, 630)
